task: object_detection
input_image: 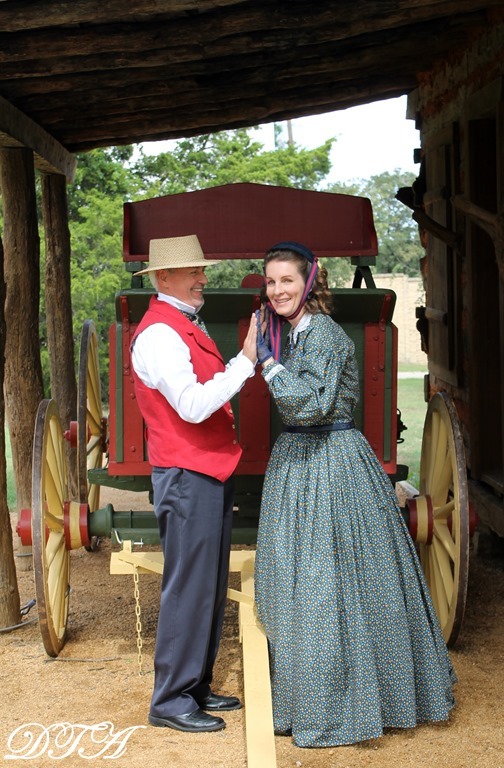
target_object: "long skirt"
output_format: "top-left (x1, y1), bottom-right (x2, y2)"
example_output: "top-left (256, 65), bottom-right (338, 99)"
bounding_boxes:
top-left (254, 430), bottom-right (457, 747)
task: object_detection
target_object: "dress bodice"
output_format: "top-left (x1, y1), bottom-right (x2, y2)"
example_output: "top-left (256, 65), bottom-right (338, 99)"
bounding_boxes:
top-left (269, 312), bottom-right (359, 427)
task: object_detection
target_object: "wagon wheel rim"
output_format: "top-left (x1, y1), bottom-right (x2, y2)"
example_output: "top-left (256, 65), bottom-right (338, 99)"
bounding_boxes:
top-left (77, 320), bottom-right (103, 522)
top-left (418, 392), bottom-right (469, 646)
top-left (32, 399), bottom-right (70, 657)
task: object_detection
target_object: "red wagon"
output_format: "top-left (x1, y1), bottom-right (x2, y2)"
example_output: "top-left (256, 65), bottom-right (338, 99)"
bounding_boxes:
top-left (18, 183), bottom-right (471, 664)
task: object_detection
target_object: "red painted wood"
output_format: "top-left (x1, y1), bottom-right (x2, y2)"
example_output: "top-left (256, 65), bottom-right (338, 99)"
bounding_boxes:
top-left (236, 314), bottom-right (270, 476)
top-left (389, 323), bottom-right (398, 473)
top-left (111, 185), bottom-right (400, 485)
top-left (121, 333), bottom-right (147, 471)
top-left (107, 460), bottom-right (151, 476)
top-left (123, 183), bottom-right (378, 263)
top-left (108, 323), bottom-right (118, 465)
top-left (362, 293), bottom-right (398, 473)
top-left (364, 322), bottom-right (386, 465)
top-left (409, 497), bottom-right (419, 541)
top-left (109, 309), bottom-right (150, 476)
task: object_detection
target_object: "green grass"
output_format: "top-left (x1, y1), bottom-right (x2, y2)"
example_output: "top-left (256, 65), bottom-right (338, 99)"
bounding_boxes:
top-left (397, 361), bottom-right (426, 373)
top-left (396, 373), bottom-right (428, 490)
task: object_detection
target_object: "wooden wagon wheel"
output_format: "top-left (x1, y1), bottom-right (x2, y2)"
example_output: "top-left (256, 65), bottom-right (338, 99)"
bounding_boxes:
top-left (32, 399), bottom-right (71, 657)
top-left (409, 392), bottom-right (470, 647)
top-left (77, 320), bottom-right (104, 549)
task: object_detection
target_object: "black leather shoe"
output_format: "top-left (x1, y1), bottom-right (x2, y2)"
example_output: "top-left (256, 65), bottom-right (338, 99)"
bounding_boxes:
top-left (148, 709), bottom-right (225, 733)
top-left (198, 692), bottom-right (242, 712)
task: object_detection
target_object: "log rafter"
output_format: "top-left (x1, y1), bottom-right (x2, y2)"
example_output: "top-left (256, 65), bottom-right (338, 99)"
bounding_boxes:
top-left (0, 1), bottom-right (500, 152)
top-left (0, 97), bottom-right (76, 179)
top-left (0, 0), bottom-right (502, 35)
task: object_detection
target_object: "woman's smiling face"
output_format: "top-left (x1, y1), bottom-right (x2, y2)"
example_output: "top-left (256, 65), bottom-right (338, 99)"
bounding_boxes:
top-left (265, 259), bottom-right (306, 324)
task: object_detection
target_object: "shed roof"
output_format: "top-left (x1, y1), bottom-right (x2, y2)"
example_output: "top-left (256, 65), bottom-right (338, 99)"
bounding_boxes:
top-left (0, 0), bottom-right (502, 170)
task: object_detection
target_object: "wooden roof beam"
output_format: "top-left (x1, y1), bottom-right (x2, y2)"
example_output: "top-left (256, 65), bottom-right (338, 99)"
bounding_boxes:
top-left (0, 95), bottom-right (76, 181)
top-left (0, 0), bottom-right (248, 32)
top-left (53, 81), bottom-right (410, 152)
top-left (0, 4), bottom-right (499, 70)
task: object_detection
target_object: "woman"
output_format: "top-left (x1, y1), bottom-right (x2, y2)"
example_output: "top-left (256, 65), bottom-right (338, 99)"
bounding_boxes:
top-left (254, 241), bottom-right (456, 748)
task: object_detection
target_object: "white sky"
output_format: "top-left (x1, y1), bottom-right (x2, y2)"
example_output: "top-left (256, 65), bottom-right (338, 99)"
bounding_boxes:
top-left (255, 95), bottom-right (420, 183)
top-left (142, 95), bottom-right (420, 184)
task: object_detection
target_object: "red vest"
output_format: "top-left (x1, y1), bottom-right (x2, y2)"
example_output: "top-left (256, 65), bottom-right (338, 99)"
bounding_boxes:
top-left (131, 297), bottom-right (242, 482)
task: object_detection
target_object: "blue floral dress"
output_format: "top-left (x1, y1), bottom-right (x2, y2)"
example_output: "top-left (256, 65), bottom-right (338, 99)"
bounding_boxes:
top-left (254, 312), bottom-right (456, 748)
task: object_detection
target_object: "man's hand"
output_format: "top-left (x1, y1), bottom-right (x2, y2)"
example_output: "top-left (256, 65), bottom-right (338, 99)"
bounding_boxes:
top-left (242, 313), bottom-right (258, 364)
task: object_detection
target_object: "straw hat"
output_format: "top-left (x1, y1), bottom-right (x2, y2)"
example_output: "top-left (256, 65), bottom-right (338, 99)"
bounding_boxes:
top-left (135, 234), bottom-right (219, 274)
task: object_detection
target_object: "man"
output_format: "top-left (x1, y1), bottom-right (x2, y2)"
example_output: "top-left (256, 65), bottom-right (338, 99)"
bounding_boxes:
top-left (131, 234), bottom-right (257, 733)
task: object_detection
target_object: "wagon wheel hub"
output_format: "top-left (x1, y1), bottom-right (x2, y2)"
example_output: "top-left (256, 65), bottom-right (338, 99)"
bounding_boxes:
top-left (64, 500), bottom-right (92, 550)
top-left (406, 494), bottom-right (434, 545)
top-left (17, 500), bottom-right (90, 550)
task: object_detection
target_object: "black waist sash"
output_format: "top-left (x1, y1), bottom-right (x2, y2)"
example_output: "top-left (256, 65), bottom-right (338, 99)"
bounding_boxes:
top-left (284, 420), bottom-right (355, 434)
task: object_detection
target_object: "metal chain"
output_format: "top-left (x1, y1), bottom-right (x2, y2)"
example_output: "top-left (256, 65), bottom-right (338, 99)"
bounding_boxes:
top-left (133, 569), bottom-right (144, 676)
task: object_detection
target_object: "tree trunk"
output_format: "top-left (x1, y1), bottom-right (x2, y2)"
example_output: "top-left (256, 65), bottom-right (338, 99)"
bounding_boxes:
top-left (0, 147), bottom-right (45, 571)
top-left (0, 234), bottom-right (21, 627)
top-left (41, 173), bottom-right (77, 495)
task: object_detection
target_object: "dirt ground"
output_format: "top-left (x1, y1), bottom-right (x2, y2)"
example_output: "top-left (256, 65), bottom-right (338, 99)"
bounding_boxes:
top-left (2, 487), bottom-right (504, 768)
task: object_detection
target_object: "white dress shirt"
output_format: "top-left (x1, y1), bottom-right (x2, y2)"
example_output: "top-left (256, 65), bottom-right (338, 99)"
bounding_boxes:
top-left (131, 293), bottom-right (255, 424)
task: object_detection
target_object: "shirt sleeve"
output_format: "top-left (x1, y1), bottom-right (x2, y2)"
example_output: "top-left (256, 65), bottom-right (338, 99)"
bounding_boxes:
top-left (131, 323), bottom-right (255, 424)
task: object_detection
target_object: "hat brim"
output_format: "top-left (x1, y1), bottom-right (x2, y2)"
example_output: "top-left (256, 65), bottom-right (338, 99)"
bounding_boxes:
top-left (135, 258), bottom-right (220, 275)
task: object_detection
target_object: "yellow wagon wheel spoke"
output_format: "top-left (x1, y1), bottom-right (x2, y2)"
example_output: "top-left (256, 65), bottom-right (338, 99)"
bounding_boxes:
top-left (32, 399), bottom-right (71, 657)
top-left (77, 321), bottom-right (104, 550)
top-left (418, 392), bottom-right (469, 646)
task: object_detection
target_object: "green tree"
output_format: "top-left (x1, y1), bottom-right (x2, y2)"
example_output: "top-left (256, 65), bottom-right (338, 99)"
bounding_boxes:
top-left (38, 132), bottom-right (340, 396)
top-left (329, 170), bottom-right (423, 276)
top-left (134, 129), bottom-right (349, 288)
top-left (38, 148), bottom-right (137, 395)
top-left (40, 136), bottom-right (423, 401)
top-left (68, 146), bottom-right (138, 219)
top-left (134, 129), bottom-right (334, 197)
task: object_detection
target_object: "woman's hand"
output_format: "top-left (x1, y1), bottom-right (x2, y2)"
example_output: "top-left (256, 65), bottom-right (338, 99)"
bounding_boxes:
top-left (259, 305), bottom-right (268, 339)
top-left (255, 310), bottom-right (274, 366)
top-left (242, 313), bottom-right (258, 364)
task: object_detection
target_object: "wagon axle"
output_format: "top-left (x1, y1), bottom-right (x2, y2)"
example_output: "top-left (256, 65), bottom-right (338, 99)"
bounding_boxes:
top-left (17, 491), bottom-right (455, 552)
top-left (17, 502), bottom-right (161, 551)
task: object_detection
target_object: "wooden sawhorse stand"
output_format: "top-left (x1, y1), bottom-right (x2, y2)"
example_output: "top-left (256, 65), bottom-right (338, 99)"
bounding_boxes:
top-left (110, 546), bottom-right (276, 768)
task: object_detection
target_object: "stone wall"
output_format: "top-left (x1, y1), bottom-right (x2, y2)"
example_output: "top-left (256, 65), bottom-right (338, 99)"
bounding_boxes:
top-left (345, 273), bottom-right (427, 367)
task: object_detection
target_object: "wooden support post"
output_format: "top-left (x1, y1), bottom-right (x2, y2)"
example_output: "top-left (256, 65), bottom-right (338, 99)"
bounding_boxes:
top-left (0, 147), bottom-right (45, 570)
top-left (41, 173), bottom-right (77, 493)
top-left (0, 234), bottom-right (21, 627)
